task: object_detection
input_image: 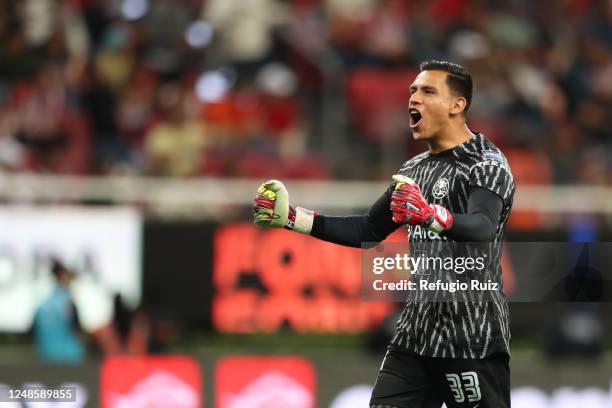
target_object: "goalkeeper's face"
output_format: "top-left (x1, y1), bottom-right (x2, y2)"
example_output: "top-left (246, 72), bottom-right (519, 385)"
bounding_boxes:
top-left (408, 70), bottom-right (460, 141)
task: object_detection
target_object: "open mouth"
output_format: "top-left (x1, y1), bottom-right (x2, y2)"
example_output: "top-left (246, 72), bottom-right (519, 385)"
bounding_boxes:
top-left (409, 108), bottom-right (422, 128)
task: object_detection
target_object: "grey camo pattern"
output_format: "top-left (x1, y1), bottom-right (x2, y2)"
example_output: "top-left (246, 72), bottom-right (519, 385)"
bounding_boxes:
top-left (390, 133), bottom-right (515, 359)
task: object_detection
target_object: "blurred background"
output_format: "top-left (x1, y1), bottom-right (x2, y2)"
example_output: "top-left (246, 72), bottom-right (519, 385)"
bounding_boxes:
top-left (0, 0), bottom-right (611, 407)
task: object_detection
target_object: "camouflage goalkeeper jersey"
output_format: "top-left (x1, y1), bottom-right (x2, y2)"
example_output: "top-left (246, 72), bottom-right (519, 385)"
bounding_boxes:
top-left (390, 132), bottom-right (515, 359)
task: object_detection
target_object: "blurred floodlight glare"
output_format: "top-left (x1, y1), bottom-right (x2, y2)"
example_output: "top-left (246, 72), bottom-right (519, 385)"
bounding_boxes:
top-left (185, 21), bottom-right (214, 48)
top-left (121, 0), bottom-right (149, 20)
top-left (195, 69), bottom-right (236, 103)
top-left (256, 63), bottom-right (297, 96)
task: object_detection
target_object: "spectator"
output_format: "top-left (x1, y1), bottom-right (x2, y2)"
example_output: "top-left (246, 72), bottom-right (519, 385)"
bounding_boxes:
top-left (113, 294), bottom-right (151, 354)
top-left (0, 0), bottom-right (608, 182)
top-left (143, 82), bottom-right (208, 177)
top-left (32, 259), bottom-right (85, 363)
top-left (255, 62), bottom-right (306, 157)
top-left (205, 0), bottom-right (289, 74)
top-left (11, 63), bottom-right (90, 174)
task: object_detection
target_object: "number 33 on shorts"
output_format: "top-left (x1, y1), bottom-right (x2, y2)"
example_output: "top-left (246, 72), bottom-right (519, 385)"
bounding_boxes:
top-left (445, 371), bottom-right (481, 404)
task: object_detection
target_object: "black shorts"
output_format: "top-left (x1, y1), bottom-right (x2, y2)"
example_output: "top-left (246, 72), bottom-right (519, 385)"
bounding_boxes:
top-left (370, 346), bottom-right (510, 408)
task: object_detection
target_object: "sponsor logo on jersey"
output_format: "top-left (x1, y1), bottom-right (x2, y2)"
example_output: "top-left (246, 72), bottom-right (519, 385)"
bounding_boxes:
top-left (482, 149), bottom-right (502, 163)
top-left (408, 225), bottom-right (447, 241)
top-left (432, 178), bottom-right (450, 199)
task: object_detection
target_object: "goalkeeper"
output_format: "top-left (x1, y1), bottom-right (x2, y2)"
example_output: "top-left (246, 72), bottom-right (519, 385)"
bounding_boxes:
top-left (253, 61), bottom-right (514, 408)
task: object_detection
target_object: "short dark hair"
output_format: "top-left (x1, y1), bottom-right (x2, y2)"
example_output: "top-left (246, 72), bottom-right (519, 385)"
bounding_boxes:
top-left (50, 258), bottom-right (70, 279)
top-left (419, 60), bottom-right (473, 114)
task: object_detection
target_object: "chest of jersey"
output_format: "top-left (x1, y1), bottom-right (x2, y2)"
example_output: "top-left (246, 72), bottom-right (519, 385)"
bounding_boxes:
top-left (400, 157), bottom-right (470, 214)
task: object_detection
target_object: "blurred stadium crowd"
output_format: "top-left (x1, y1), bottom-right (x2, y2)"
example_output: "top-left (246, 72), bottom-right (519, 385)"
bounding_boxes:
top-left (0, 0), bottom-right (610, 183)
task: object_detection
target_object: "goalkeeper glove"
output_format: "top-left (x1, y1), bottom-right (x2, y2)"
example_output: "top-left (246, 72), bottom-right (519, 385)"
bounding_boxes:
top-left (253, 180), bottom-right (316, 234)
top-left (390, 175), bottom-right (454, 234)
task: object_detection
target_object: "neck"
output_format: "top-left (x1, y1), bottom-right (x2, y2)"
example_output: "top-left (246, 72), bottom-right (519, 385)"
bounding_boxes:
top-left (427, 123), bottom-right (475, 153)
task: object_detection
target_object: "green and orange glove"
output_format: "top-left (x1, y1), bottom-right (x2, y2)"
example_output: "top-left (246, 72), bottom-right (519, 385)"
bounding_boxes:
top-left (253, 180), bottom-right (316, 234)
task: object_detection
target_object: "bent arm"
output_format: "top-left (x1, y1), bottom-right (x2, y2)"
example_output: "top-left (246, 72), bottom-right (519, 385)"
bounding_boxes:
top-left (310, 185), bottom-right (401, 248)
top-left (443, 188), bottom-right (503, 242)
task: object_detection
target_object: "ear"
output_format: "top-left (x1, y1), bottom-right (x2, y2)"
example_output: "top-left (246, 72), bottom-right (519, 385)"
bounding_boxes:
top-left (450, 96), bottom-right (467, 116)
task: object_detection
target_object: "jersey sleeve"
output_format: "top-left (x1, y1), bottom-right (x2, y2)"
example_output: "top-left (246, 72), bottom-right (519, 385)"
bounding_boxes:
top-left (310, 183), bottom-right (400, 248)
top-left (469, 159), bottom-right (515, 202)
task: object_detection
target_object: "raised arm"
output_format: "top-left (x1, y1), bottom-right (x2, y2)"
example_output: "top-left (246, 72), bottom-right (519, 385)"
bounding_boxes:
top-left (389, 173), bottom-right (505, 242)
top-left (253, 180), bottom-right (401, 248)
top-left (310, 184), bottom-right (401, 248)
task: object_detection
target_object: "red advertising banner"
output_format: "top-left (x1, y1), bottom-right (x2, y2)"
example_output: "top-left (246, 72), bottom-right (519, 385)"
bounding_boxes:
top-left (213, 223), bottom-right (397, 333)
top-left (101, 355), bottom-right (203, 408)
top-left (215, 356), bottom-right (316, 408)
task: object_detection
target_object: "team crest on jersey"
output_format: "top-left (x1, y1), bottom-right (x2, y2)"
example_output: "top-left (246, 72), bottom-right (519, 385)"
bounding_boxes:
top-left (432, 178), bottom-right (449, 199)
